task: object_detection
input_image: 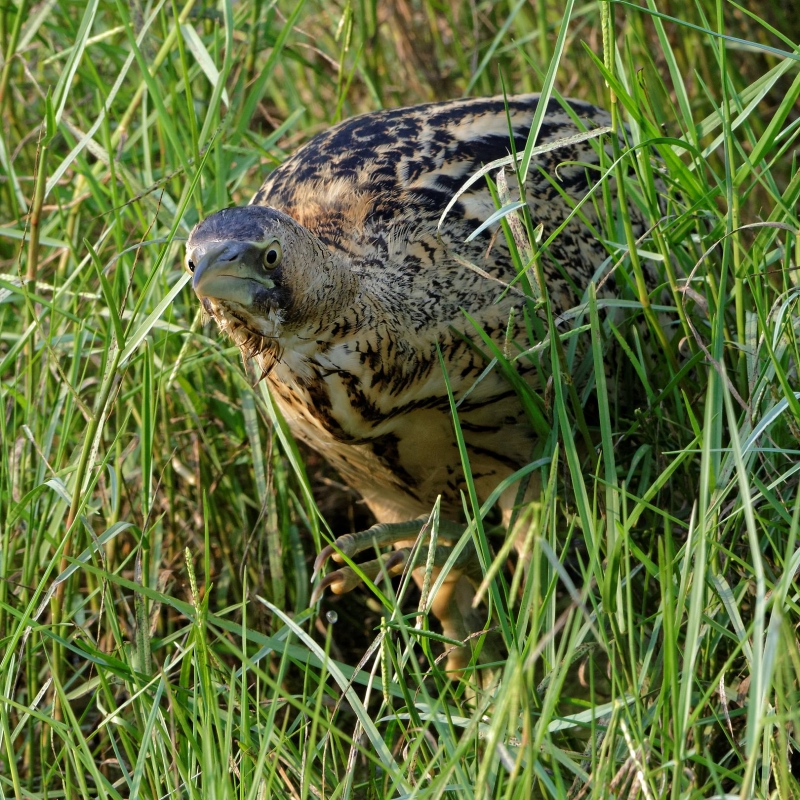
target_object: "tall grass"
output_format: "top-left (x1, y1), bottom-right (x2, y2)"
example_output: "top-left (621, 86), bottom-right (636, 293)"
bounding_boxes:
top-left (0, 0), bottom-right (799, 798)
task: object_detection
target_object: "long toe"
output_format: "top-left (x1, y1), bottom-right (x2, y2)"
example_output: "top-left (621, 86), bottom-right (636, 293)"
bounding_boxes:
top-left (312, 516), bottom-right (468, 576)
top-left (310, 548), bottom-right (413, 604)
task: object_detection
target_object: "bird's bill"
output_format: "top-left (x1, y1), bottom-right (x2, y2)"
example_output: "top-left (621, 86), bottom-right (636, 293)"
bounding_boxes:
top-left (191, 240), bottom-right (274, 307)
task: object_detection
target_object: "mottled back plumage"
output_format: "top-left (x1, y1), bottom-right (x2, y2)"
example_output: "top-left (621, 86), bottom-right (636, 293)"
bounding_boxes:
top-left (253, 95), bottom-right (613, 314)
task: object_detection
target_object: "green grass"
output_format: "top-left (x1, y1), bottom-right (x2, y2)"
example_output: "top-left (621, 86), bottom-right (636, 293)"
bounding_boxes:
top-left (1, 0), bottom-right (800, 797)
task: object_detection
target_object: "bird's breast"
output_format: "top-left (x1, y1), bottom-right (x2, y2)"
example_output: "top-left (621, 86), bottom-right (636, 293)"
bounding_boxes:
top-left (265, 327), bottom-right (538, 520)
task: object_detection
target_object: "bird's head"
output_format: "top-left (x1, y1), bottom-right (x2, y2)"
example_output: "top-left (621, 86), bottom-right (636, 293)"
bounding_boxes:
top-left (186, 205), bottom-right (346, 367)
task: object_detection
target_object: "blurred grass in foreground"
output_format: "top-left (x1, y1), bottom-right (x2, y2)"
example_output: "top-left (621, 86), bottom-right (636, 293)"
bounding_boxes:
top-left (1, 0), bottom-right (800, 797)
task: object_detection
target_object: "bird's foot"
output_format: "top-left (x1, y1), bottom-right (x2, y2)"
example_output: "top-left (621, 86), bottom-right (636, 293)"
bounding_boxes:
top-left (310, 517), bottom-right (470, 604)
top-left (312, 516), bottom-right (504, 677)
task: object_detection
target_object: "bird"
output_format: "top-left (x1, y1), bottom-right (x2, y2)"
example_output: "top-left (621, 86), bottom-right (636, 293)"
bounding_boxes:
top-left (185, 94), bottom-right (644, 672)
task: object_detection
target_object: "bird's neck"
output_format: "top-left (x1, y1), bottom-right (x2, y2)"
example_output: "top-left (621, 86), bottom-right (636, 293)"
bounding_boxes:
top-left (285, 248), bottom-right (362, 340)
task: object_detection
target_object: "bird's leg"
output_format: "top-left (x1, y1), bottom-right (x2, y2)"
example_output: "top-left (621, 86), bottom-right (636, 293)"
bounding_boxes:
top-left (311, 517), bottom-right (468, 600)
top-left (312, 517), bottom-right (500, 674)
top-left (430, 571), bottom-right (503, 674)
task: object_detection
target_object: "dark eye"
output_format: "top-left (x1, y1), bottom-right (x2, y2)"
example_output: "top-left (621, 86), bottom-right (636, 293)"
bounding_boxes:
top-left (264, 242), bottom-right (282, 268)
top-left (187, 259), bottom-right (195, 273)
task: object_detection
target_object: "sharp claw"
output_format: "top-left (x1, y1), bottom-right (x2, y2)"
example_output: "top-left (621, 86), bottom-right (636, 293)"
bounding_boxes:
top-left (312, 533), bottom-right (365, 581)
top-left (312, 544), bottom-right (338, 579)
top-left (310, 581), bottom-right (324, 605)
top-left (311, 547), bottom-right (414, 605)
top-left (311, 566), bottom-right (363, 604)
top-left (310, 570), bottom-right (342, 604)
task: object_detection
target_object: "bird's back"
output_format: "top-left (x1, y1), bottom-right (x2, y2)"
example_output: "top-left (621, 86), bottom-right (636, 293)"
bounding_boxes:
top-left (254, 95), bottom-right (614, 310)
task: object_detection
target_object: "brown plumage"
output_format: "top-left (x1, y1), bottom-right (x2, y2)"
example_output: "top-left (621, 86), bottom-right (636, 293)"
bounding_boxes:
top-left (186, 94), bottom-right (640, 670)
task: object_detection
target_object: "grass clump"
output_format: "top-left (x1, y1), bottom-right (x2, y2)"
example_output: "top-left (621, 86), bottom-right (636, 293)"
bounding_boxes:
top-left (1, 0), bottom-right (800, 798)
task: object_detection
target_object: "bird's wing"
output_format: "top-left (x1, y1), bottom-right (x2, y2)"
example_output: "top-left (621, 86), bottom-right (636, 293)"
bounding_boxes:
top-left (252, 94), bottom-right (614, 318)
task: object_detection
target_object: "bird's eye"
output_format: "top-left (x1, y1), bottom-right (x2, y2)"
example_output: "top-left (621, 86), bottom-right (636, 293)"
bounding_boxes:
top-left (264, 242), bottom-right (282, 269)
top-left (187, 259), bottom-right (195, 274)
